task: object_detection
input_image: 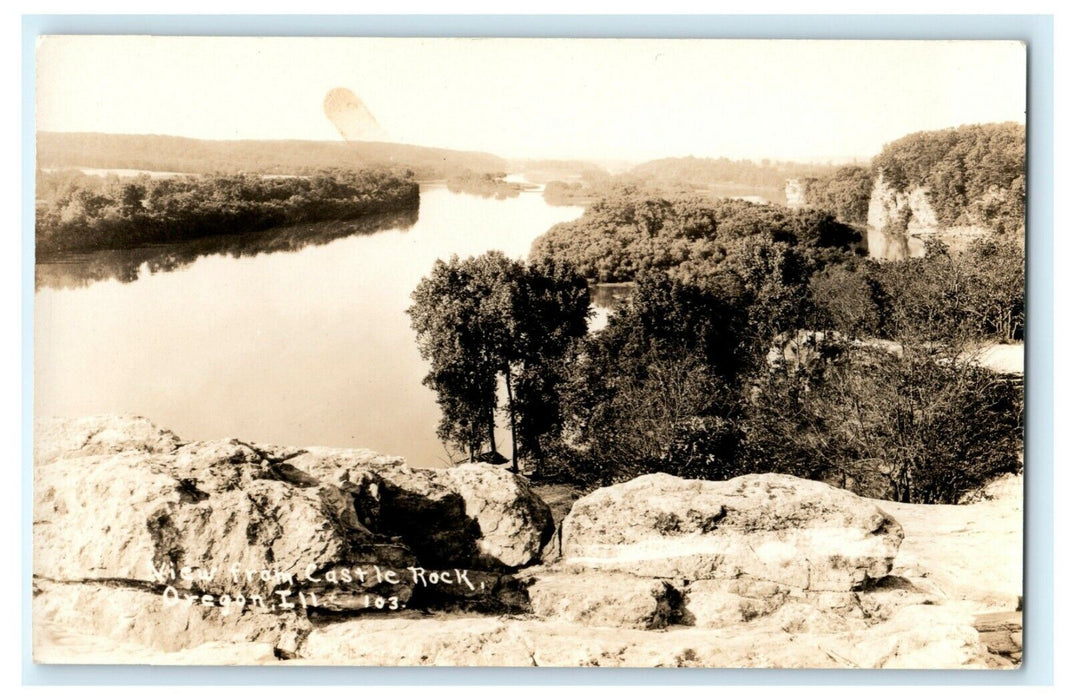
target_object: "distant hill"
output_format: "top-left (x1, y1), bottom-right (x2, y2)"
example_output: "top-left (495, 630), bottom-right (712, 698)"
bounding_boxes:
top-left (537, 157), bottom-right (841, 208)
top-left (508, 158), bottom-right (611, 184)
top-left (36, 132), bottom-right (509, 181)
top-left (626, 156), bottom-right (841, 192)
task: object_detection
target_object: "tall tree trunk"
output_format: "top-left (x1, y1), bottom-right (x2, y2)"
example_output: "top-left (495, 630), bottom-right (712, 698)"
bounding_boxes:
top-left (900, 463), bottom-right (913, 504)
top-left (505, 365), bottom-right (518, 473)
top-left (488, 404), bottom-right (497, 454)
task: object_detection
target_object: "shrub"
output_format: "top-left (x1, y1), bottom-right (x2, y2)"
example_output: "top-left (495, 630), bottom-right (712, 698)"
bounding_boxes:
top-left (742, 345), bottom-right (1021, 504)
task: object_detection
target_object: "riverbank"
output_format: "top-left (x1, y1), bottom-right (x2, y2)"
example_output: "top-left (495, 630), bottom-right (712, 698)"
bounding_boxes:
top-left (36, 169), bottom-right (420, 257)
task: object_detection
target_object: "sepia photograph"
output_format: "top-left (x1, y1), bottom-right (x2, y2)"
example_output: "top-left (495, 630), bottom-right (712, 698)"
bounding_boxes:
top-left (31, 35), bottom-right (1026, 669)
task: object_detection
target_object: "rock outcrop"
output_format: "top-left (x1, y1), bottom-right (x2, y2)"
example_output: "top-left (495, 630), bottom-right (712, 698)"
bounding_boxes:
top-left (32, 416), bottom-right (1021, 669)
top-left (34, 414), bottom-right (182, 465)
top-left (973, 611), bottom-right (1023, 667)
top-left (865, 171), bottom-right (996, 258)
top-left (298, 605), bottom-right (996, 668)
top-left (34, 415), bottom-right (553, 634)
top-left (562, 472), bottom-right (903, 591)
top-left (784, 178), bottom-right (806, 208)
top-left (867, 173), bottom-right (940, 237)
top-left (33, 578), bottom-right (311, 663)
top-left (517, 564), bottom-right (681, 630)
top-left (525, 472), bottom-right (917, 638)
top-left (288, 448), bottom-right (554, 570)
top-left (35, 427), bottom-right (418, 608)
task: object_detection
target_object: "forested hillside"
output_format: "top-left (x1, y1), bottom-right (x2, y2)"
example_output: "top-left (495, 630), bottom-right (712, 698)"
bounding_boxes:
top-left (792, 123), bottom-right (1024, 235)
top-left (871, 122), bottom-right (1025, 235)
top-left (628, 155), bottom-right (838, 190)
top-left (529, 196), bottom-right (860, 284)
top-left (797, 165), bottom-right (874, 225)
top-left (37, 132), bottom-right (507, 181)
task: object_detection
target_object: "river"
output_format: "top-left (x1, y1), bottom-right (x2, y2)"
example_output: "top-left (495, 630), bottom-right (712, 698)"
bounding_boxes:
top-left (863, 227), bottom-right (926, 261)
top-left (35, 185), bottom-right (584, 467)
top-left (34, 182), bottom-right (927, 468)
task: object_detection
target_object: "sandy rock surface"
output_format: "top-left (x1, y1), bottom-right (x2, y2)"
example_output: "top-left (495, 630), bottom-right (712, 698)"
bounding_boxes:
top-left (563, 472), bottom-right (903, 591)
top-left (34, 416), bottom-right (551, 616)
top-left (290, 448), bottom-right (554, 570)
top-left (32, 416), bottom-right (1023, 669)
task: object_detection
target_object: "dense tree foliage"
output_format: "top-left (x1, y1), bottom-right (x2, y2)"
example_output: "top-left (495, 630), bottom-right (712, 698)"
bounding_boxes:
top-left (529, 195), bottom-right (861, 284)
top-left (810, 237), bottom-right (1024, 343)
top-left (517, 188), bottom-right (1022, 501)
top-left (549, 268), bottom-right (1022, 502)
top-left (744, 344), bottom-right (1022, 504)
top-left (532, 191), bottom-right (1022, 345)
top-left (554, 272), bottom-right (745, 484)
top-left (445, 171), bottom-right (524, 199)
top-left (408, 253), bottom-right (517, 462)
top-left (872, 122), bottom-right (1025, 235)
top-left (799, 165), bottom-right (874, 225)
top-left (36, 168), bottom-right (419, 255)
top-left (407, 252), bottom-right (589, 472)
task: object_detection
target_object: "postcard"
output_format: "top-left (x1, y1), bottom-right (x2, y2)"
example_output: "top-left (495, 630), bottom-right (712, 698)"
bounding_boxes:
top-left (32, 36), bottom-right (1025, 668)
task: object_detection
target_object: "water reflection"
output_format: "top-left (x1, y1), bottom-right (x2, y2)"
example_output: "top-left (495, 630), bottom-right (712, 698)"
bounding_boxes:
top-left (588, 283), bottom-right (633, 311)
top-left (35, 187), bottom-right (582, 467)
top-left (862, 228), bottom-right (926, 261)
top-left (36, 208), bottom-right (419, 291)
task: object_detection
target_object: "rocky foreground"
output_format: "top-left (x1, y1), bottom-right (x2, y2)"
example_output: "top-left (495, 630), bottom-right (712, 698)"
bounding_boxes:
top-left (33, 416), bottom-right (1022, 668)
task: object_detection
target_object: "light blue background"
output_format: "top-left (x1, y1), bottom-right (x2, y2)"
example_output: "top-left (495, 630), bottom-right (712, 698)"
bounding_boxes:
top-left (22, 13), bottom-right (1054, 686)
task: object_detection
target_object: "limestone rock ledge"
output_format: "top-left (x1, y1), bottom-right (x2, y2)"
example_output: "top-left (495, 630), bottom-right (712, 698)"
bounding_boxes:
top-left (562, 472), bottom-right (903, 591)
top-left (33, 415), bottom-right (1021, 669)
top-left (34, 414), bottom-right (552, 652)
top-left (34, 578), bottom-right (994, 669)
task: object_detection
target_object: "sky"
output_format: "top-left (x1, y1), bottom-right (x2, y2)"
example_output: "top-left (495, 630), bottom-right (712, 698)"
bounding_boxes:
top-left (36, 37), bottom-right (1026, 164)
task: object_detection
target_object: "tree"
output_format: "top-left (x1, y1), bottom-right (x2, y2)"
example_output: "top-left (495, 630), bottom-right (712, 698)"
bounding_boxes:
top-left (407, 252), bottom-right (519, 462)
top-left (801, 166), bottom-right (874, 225)
top-left (555, 272), bottom-right (744, 485)
top-left (810, 260), bottom-right (885, 338)
top-left (743, 344), bottom-right (1021, 504)
top-left (508, 258), bottom-right (591, 470)
top-left (865, 237), bottom-right (1024, 345)
top-left (407, 252), bottom-right (589, 472)
top-left (564, 344), bottom-right (741, 485)
top-left (957, 235), bottom-right (1025, 342)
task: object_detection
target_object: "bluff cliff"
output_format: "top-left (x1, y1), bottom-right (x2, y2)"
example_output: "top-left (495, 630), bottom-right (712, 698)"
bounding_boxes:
top-left (866, 172), bottom-right (942, 237)
top-left (867, 122), bottom-right (1025, 239)
top-left (785, 123), bottom-right (1024, 240)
